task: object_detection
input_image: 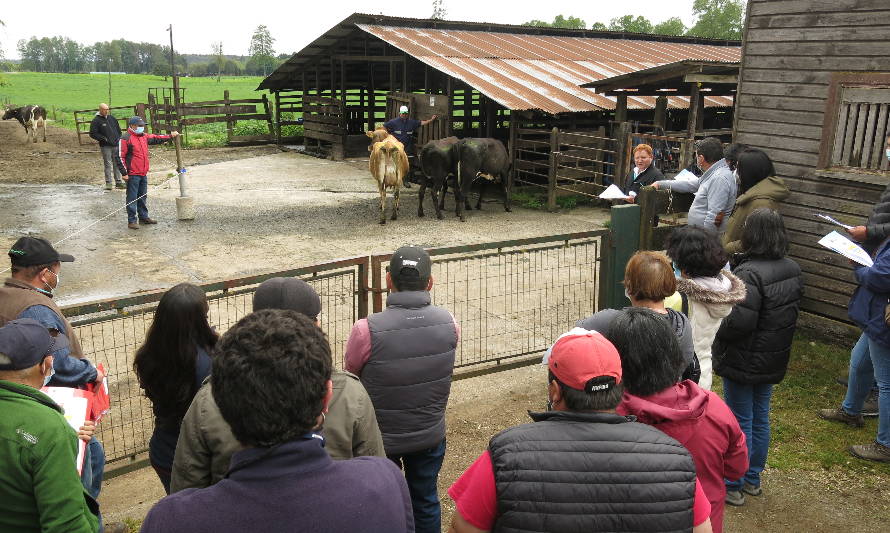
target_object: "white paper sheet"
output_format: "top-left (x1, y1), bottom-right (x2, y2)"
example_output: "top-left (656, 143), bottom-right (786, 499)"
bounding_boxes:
top-left (674, 169), bottom-right (698, 182)
top-left (818, 231), bottom-right (874, 267)
top-left (816, 213), bottom-right (854, 231)
top-left (41, 387), bottom-right (88, 474)
top-left (598, 183), bottom-right (629, 200)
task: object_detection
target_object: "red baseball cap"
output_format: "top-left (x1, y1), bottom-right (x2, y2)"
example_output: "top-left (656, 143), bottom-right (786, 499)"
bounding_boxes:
top-left (547, 329), bottom-right (622, 392)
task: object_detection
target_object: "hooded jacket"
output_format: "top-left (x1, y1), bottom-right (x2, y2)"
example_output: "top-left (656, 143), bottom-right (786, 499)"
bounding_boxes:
top-left (676, 271), bottom-right (747, 390)
top-left (618, 381), bottom-right (748, 533)
top-left (714, 256), bottom-right (803, 384)
top-left (116, 128), bottom-right (172, 177)
top-left (722, 177), bottom-right (791, 254)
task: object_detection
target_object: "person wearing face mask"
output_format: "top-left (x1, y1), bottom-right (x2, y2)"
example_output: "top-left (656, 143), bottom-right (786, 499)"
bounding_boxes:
top-left (0, 319), bottom-right (99, 533)
top-left (0, 236), bottom-right (109, 505)
top-left (115, 117), bottom-right (180, 230)
top-left (720, 149), bottom-right (789, 254)
top-left (621, 144), bottom-right (665, 203)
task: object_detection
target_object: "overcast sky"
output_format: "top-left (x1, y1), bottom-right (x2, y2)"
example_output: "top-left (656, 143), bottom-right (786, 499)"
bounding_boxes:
top-left (1, 0), bottom-right (699, 59)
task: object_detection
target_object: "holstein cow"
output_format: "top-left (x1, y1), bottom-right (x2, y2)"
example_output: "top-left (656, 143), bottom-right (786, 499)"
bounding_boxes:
top-left (418, 136), bottom-right (460, 219)
top-left (454, 138), bottom-right (512, 222)
top-left (3, 105), bottom-right (47, 143)
top-left (368, 136), bottom-right (410, 224)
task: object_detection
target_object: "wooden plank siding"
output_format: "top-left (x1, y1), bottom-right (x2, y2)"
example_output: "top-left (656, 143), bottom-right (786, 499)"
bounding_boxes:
top-left (735, 0), bottom-right (890, 328)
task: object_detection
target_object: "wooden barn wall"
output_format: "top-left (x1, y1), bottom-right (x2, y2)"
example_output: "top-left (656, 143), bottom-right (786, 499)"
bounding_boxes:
top-left (734, 0), bottom-right (890, 329)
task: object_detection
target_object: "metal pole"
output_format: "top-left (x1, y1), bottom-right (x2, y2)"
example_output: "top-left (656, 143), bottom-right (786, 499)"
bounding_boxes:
top-left (168, 25), bottom-right (180, 121)
top-left (174, 135), bottom-right (186, 197)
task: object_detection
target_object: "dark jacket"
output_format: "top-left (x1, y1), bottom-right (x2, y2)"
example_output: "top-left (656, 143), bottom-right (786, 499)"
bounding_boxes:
top-left (849, 239), bottom-right (890, 348)
top-left (140, 438), bottom-right (415, 533)
top-left (116, 128), bottom-right (172, 176)
top-left (623, 164), bottom-right (665, 196)
top-left (88, 113), bottom-right (122, 147)
top-left (721, 177), bottom-right (790, 254)
top-left (714, 256), bottom-right (803, 384)
top-left (488, 410), bottom-right (696, 533)
top-left (363, 291), bottom-right (457, 455)
top-left (863, 181), bottom-right (890, 254)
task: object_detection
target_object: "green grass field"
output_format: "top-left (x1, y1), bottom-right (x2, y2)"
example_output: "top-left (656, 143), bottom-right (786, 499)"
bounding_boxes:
top-left (0, 72), bottom-right (269, 146)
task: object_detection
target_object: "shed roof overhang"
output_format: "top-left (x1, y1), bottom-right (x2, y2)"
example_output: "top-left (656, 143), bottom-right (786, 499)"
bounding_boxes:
top-left (582, 60), bottom-right (740, 97)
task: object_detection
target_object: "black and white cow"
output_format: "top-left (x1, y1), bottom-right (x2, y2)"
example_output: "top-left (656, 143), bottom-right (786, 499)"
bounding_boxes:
top-left (3, 105), bottom-right (47, 143)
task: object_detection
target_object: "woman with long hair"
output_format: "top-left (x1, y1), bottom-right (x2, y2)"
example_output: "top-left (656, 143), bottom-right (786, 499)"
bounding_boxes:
top-left (134, 283), bottom-right (218, 493)
top-left (721, 148), bottom-right (790, 253)
top-left (713, 208), bottom-right (803, 505)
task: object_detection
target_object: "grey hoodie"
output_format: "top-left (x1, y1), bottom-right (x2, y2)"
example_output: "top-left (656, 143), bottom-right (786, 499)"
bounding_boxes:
top-left (655, 158), bottom-right (737, 232)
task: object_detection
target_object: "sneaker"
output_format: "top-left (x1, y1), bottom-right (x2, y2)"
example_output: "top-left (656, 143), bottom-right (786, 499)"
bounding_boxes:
top-left (818, 407), bottom-right (864, 428)
top-left (104, 183), bottom-right (113, 190)
top-left (115, 182), bottom-right (126, 189)
top-left (139, 217), bottom-right (158, 225)
top-left (835, 374), bottom-right (848, 387)
top-left (128, 223), bottom-right (139, 230)
top-left (849, 441), bottom-right (890, 463)
top-left (725, 490), bottom-right (746, 506)
top-left (862, 390), bottom-right (879, 417)
top-left (742, 482), bottom-right (762, 496)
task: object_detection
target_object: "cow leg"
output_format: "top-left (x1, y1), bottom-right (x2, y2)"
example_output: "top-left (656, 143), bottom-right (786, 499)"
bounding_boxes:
top-left (431, 181), bottom-right (443, 220)
top-left (41, 120), bottom-right (47, 142)
top-left (417, 180), bottom-right (427, 218)
top-left (391, 186), bottom-right (400, 221)
top-left (378, 185), bottom-right (387, 225)
top-left (475, 181), bottom-right (485, 210)
top-left (502, 171), bottom-right (513, 212)
top-left (439, 179), bottom-right (448, 210)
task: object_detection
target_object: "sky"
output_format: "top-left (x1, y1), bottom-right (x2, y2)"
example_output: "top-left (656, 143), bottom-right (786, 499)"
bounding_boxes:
top-left (0, 0), bottom-right (699, 59)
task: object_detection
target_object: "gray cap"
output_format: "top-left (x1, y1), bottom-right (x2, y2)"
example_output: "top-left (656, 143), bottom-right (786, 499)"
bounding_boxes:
top-left (0, 318), bottom-right (69, 371)
top-left (252, 278), bottom-right (321, 320)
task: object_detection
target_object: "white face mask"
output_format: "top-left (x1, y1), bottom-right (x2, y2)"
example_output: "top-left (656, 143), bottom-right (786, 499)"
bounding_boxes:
top-left (37, 269), bottom-right (59, 296)
top-left (885, 148), bottom-right (890, 162)
top-left (134, 126), bottom-right (145, 134)
top-left (43, 363), bottom-right (55, 386)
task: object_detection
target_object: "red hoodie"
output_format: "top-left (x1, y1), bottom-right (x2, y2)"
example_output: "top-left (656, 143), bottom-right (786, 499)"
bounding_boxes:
top-left (116, 128), bottom-right (172, 176)
top-left (618, 380), bottom-right (747, 533)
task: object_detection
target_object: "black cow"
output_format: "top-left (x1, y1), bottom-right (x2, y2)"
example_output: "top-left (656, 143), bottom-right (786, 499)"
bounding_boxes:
top-left (418, 136), bottom-right (460, 219)
top-left (454, 138), bottom-right (512, 222)
top-left (3, 105), bottom-right (47, 143)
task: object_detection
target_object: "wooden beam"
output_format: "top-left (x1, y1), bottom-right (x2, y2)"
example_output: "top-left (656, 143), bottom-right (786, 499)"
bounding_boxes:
top-left (683, 73), bottom-right (739, 84)
top-left (333, 55), bottom-right (405, 63)
top-left (687, 83), bottom-right (701, 139)
top-left (654, 95), bottom-right (667, 129)
top-left (615, 93), bottom-right (628, 123)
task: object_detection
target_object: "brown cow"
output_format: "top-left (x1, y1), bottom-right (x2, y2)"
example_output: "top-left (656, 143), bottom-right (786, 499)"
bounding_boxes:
top-left (368, 136), bottom-right (410, 224)
top-left (3, 105), bottom-right (47, 143)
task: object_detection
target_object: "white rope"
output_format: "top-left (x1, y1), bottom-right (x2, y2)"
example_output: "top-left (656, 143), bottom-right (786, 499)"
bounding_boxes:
top-left (2, 146), bottom-right (182, 274)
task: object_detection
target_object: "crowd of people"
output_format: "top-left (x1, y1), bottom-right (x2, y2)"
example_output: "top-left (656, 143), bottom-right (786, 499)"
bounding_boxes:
top-left (1, 136), bottom-right (888, 532)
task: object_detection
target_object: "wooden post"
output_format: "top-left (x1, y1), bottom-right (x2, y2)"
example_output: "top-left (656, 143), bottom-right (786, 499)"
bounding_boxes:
top-left (637, 187), bottom-right (660, 250)
top-left (615, 93), bottom-right (628, 123)
top-left (654, 96), bottom-right (667, 129)
top-left (224, 90), bottom-right (233, 144)
top-left (463, 86), bottom-right (472, 134)
top-left (547, 126), bottom-right (559, 212)
top-left (508, 112), bottom-right (517, 192)
top-left (423, 64), bottom-right (429, 93)
top-left (477, 94), bottom-right (485, 137)
top-left (262, 94), bottom-right (274, 140)
top-left (402, 53), bottom-right (408, 93)
top-left (367, 63), bottom-right (376, 132)
top-left (484, 98), bottom-right (494, 138)
top-left (613, 121), bottom-right (633, 186)
top-left (446, 76), bottom-right (453, 137)
top-left (389, 61), bottom-right (395, 93)
top-left (687, 82), bottom-right (701, 140)
top-left (696, 92), bottom-right (706, 132)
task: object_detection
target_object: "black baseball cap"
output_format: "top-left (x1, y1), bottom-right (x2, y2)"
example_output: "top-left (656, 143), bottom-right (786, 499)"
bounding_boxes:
top-left (252, 277), bottom-right (322, 320)
top-left (8, 237), bottom-right (74, 267)
top-left (0, 318), bottom-right (69, 371)
top-left (390, 245), bottom-right (431, 283)
top-left (128, 116), bottom-right (146, 126)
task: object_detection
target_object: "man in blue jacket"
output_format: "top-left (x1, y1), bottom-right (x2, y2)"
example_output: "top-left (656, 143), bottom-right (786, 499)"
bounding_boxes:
top-left (384, 106), bottom-right (438, 185)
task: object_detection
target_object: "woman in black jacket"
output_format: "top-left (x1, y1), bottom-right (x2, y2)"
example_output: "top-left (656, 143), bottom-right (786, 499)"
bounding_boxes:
top-left (713, 208), bottom-right (803, 506)
top-left (622, 143), bottom-right (665, 202)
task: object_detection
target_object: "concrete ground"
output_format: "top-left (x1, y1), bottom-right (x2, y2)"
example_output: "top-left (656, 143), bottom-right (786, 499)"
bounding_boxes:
top-left (0, 152), bottom-right (609, 305)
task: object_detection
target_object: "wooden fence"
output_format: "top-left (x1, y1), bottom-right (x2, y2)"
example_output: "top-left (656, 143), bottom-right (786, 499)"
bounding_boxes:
top-left (73, 105), bottom-right (140, 145)
top-left (303, 95), bottom-right (347, 159)
top-left (274, 91), bottom-right (304, 144)
top-left (147, 90), bottom-right (274, 144)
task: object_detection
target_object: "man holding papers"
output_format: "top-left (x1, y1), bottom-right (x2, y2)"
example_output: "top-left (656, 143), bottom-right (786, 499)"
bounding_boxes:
top-left (0, 319), bottom-right (99, 533)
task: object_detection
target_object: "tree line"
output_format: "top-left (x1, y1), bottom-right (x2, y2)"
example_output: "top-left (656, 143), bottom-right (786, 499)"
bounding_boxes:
top-left (10, 25), bottom-right (285, 77)
top-left (523, 0), bottom-right (746, 40)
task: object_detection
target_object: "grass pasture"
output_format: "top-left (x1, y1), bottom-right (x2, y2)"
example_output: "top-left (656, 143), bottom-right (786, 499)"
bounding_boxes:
top-left (0, 72), bottom-right (268, 146)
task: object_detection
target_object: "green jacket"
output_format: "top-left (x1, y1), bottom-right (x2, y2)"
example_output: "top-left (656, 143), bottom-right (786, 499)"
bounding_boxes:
top-left (723, 176), bottom-right (790, 254)
top-left (0, 380), bottom-right (99, 533)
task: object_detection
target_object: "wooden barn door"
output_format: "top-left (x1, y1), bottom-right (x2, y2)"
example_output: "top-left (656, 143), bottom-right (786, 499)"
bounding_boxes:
top-left (385, 92), bottom-right (451, 146)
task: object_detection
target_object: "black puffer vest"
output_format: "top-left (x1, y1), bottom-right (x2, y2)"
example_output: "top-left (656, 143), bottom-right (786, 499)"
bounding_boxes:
top-left (363, 291), bottom-right (457, 455)
top-left (489, 411), bottom-right (696, 533)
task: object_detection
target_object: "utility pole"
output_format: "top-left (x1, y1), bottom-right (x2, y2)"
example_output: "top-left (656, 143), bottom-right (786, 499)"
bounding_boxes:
top-left (167, 24), bottom-right (180, 126)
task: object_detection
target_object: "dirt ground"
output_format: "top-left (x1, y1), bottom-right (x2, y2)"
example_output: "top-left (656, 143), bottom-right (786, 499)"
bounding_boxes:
top-left (5, 123), bottom-right (887, 531)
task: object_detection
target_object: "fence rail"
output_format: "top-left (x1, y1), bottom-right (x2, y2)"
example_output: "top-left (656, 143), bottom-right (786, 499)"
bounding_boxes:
top-left (62, 232), bottom-right (609, 466)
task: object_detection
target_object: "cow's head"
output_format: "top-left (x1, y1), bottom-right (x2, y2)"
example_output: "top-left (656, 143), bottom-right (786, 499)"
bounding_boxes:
top-left (2, 106), bottom-right (17, 120)
top-left (366, 127), bottom-right (391, 152)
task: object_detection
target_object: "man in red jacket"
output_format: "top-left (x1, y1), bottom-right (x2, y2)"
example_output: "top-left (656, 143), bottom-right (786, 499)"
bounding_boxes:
top-left (116, 117), bottom-right (179, 230)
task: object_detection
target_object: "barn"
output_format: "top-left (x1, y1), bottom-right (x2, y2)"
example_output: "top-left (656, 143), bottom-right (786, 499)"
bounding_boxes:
top-left (259, 13), bottom-right (741, 165)
top-left (733, 0), bottom-right (890, 335)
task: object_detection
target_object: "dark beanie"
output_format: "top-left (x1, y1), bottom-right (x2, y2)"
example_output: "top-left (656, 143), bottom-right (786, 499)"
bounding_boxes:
top-left (252, 277), bottom-right (321, 320)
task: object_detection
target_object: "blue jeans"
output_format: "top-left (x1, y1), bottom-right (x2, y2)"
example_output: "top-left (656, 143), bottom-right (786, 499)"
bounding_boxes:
top-left (723, 378), bottom-right (772, 490)
top-left (81, 437), bottom-right (105, 532)
top-left (388, 439), bottom-right (446, 533)
top-left (842, 333), bottom-right (890, 446)
top-left (125, 174), bottom-right (150, 223)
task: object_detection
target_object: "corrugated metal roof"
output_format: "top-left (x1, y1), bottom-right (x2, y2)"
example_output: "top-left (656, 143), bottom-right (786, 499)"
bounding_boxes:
top-left (358, 25), bottom-right (739, 114)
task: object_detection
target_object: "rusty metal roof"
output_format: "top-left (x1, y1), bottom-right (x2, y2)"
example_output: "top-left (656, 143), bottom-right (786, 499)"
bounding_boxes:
top-left (357, 24), bottom-right (740, 114)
